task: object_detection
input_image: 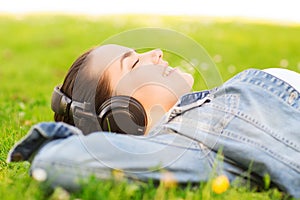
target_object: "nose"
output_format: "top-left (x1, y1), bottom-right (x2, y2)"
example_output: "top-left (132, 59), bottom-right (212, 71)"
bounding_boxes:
top-left (140, 49), bottom-right (164, 65)
top-left (150, 49), bottom-right (163, 64)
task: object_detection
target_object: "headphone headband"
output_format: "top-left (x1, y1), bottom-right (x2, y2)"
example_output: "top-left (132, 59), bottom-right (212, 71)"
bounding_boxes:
top-left (51, 86), bottom-right (72, 116)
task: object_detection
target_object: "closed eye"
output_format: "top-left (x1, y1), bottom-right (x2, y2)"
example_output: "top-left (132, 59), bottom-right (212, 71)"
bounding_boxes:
top-left (132, 59), bottom-right (139, 69)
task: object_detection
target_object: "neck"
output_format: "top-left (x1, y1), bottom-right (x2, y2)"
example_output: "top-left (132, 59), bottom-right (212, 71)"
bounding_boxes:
top-left (144, 105), bottom-right (167, 135)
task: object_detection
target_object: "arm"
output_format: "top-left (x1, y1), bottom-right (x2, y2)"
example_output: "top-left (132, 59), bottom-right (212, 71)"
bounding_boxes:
top-left (8, 122), bottom-right (224, 191)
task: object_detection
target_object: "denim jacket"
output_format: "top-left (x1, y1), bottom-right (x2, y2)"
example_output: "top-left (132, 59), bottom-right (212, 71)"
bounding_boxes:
top-left (9, 69), bottom-right (300, 197)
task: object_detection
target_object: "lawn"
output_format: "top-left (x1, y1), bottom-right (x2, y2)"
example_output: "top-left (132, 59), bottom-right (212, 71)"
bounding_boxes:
top-left (1, 14), bottom-right (300, 199)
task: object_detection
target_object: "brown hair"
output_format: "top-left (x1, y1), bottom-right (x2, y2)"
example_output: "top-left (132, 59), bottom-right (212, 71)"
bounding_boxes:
top-left (54, 48), bottom-right (112, 125)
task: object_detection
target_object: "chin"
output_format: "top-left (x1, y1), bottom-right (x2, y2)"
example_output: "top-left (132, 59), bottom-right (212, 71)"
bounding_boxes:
top-left (184, 73), bottom-right (194, 90)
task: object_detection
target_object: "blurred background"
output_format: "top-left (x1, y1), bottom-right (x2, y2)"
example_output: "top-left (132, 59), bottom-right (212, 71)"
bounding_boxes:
top-left (1, 0), bottom-right (300, 95)
top-left (1, 0), bottom-right (300, 24)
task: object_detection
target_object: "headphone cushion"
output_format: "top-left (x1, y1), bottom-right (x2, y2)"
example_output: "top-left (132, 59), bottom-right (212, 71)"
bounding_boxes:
top-left (99, 96), bottom-right (147, 135)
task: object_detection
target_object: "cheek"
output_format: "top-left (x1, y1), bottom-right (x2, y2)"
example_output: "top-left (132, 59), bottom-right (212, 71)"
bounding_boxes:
top-left (136, 85), bottom-right (178, 99)
top-left (132, 85), bottom-right (178, 110)
top-left (106, 62), bottom-right (126, 91)
top-left (114, 65), bottom-right (192, 100)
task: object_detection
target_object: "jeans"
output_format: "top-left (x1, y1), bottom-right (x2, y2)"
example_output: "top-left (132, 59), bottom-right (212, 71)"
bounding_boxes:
top-left (25, 69), bottom-right (300, 197)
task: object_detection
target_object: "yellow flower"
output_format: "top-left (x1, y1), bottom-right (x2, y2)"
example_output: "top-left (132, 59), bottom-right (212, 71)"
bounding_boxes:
top-left (161, 171), bottom-right (177, 188)
top-left (212, 175), bottom-right (230, 194)
top-left (112, 169), bottom-right (124, 180)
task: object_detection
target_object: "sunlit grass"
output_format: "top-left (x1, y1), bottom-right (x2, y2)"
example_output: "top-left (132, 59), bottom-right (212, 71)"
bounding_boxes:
top-left (1, 14), bottom-right (300, 199)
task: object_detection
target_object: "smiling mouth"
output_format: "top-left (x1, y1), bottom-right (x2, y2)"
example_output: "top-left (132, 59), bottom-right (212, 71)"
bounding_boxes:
top-left (163, 66), bottom-right (175, 77)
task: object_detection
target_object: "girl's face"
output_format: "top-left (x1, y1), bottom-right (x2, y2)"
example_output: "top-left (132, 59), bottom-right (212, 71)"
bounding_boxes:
top-left (91, 45), bottom-right (194, 112)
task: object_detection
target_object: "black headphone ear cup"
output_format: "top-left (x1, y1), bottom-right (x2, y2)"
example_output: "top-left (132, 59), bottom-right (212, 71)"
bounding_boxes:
top-left (99, 96), bottom-right (147, 135)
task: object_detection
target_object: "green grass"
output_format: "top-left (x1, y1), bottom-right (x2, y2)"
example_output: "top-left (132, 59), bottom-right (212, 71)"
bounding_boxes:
top-left (1, 14), bottom-right (300, 199)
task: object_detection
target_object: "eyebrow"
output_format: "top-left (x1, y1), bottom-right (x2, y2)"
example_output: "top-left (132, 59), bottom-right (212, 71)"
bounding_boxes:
top-left (120, 50), bottom-right (135, 69)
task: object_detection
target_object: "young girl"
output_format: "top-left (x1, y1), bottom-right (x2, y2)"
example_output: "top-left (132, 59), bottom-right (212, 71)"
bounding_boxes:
top-left (8, 44), bottom-right (300, 198)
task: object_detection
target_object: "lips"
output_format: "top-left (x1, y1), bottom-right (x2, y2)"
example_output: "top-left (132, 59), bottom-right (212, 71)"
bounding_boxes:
top-left (163, 66), bottom-right (175, 77)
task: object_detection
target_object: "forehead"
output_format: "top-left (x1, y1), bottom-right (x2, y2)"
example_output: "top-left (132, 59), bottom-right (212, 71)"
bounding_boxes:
top-left (73, 45), bottom-right (132, 99)
top-left (89, 44), bottom-right (133, 71)
top-left (88, 45), bottom-right (133, 92)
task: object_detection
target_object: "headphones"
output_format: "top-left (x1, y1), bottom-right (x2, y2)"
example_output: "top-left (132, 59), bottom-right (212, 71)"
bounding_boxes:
top-left (51, 86), bottom-right (147, 135)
